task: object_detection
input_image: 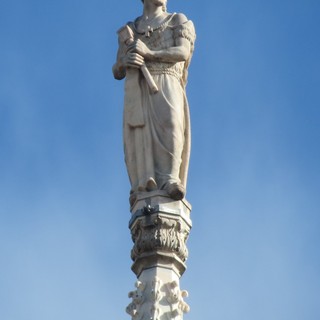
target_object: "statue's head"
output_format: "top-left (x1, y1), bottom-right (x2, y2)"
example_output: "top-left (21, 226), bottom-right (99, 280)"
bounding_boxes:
top-left (141, 0), bottom-right (167, 12)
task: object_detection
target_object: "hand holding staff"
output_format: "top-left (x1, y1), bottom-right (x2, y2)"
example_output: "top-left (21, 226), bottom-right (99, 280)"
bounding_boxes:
top-left (117, 25), bottom-right (159, 94)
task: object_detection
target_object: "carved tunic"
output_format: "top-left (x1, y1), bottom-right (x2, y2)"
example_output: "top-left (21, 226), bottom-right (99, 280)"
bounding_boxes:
top-left (120, 14), bottom-right (196, 197)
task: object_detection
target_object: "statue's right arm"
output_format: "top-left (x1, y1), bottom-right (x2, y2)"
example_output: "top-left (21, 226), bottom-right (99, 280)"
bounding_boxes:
top-left (113, 62), bottom-right (126, 80)
top-left (113, 40), bottom-right (145, 79)
top-left (113, 45), bottom-right (127, 80)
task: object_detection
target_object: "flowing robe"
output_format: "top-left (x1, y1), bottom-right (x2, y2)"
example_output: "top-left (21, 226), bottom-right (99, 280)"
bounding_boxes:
top-left (118, 14), bottom-right (196, 195)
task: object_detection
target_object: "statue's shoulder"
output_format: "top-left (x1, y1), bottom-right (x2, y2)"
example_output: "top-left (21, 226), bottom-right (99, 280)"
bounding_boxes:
top-left (169, 13), bottom-right (196, 44)
top-left (116, 20), bottom-right (137, 40)
top-left (171, 13), bottom-right (189, 26)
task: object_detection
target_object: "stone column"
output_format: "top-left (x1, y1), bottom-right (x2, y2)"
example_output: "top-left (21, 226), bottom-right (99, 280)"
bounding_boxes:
top-left (126, 191), bottom-right (192, 320)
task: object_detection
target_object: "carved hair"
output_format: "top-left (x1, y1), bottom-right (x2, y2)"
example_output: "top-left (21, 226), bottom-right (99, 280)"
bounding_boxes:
top-left (141, 0), bottom-right (167, 12)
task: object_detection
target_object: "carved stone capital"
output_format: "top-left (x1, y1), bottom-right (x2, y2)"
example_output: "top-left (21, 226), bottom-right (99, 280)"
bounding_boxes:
top-left (129, 192), bottom-right (192, 277)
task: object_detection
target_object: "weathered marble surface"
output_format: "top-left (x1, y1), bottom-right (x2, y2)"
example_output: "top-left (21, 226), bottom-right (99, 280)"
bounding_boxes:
top-left (113, 0), bottom-right (196, 206)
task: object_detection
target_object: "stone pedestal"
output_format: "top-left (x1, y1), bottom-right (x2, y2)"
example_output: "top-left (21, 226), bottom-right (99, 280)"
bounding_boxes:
top-left (126, 191), bottom-right (192, 320)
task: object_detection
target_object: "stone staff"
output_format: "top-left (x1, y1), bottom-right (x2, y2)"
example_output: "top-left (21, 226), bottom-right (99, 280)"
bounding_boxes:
top-left (117, 25), bottom-right (159, 94)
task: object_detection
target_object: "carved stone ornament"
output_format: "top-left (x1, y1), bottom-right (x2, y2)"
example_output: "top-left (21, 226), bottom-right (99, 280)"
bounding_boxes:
top-left (131, 213), bottom-right (190, 263)
top-left (126, 278), bottom-right (190, 320)
top-left (129, 201), bottom-right (191, 277)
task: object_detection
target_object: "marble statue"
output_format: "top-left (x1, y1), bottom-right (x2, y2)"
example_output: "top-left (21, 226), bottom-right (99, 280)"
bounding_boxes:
top-left (113, 0), bottom-right (196, 206)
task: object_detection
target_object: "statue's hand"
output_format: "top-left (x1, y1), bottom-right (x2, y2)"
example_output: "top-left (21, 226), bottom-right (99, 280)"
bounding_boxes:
top-left (122, 52), bottom-right (145, 69)
top-left (127, 39), bottom-right (152, 59)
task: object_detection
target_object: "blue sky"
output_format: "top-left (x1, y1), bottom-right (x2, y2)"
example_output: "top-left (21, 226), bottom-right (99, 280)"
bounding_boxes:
top-left (1, 0), bottom-right (320, 319)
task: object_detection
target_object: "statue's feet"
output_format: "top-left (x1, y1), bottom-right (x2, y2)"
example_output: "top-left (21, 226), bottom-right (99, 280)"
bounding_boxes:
top-left (165, 182), bottom-right (185, 200)
top-left (146, 177), bottom-right (157, 191)
top-left (136, 178), bottom-right (158, 192)
top-left (130, 178), bottom-right (158, 207)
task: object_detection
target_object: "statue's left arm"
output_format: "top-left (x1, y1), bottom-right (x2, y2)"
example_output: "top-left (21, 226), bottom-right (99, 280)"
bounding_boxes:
top-left (128, 13), bottom-right (196, 63)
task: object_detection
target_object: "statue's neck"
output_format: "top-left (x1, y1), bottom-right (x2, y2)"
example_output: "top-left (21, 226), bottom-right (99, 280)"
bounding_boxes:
top-left (143, 4), bottom-right (163, 20)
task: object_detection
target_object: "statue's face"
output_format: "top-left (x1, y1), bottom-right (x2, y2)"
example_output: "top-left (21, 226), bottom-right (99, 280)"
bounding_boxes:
top-left (144, 0), bottom-right (167, 8)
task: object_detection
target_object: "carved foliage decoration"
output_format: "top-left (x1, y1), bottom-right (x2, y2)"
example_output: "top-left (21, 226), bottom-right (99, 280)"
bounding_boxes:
top-left (130, 213), bottom-right (190, 263)
top-left (126, 281), bottom-right (146, 318)
top-left (166, 281), bottom-right (190, 319)
top-left (126, 279), bottom-right (190, 320)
